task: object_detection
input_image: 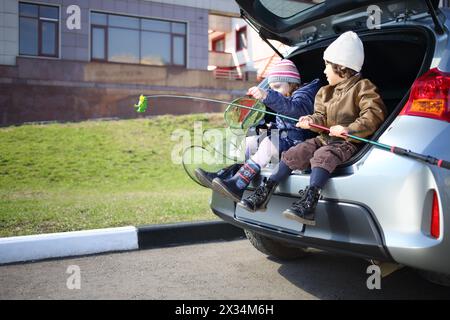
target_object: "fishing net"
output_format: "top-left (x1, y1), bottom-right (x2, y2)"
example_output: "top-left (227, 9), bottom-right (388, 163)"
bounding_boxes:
top-left (182, 146), bottom-right (241, 188)
top-left (182, 97), bottom-right (267, 187)
top-left (182, 127), bottom-right (247, 187)
top-left (182, 92), bottom-right (268, 187)
top-left (182, 146), bottom-right (219, 187)
top-left (223, 97), bottom-right (266, 131)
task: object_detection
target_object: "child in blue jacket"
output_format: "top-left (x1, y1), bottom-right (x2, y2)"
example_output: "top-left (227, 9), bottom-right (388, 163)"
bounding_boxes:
top-left (206, 59), bottom-right (321, 202)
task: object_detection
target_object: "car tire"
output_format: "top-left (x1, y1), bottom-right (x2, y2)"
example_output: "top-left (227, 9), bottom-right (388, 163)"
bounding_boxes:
top-left (244, 229), bottom-right (308, 261)
top-left (416, 269), bottom-right (450, 287)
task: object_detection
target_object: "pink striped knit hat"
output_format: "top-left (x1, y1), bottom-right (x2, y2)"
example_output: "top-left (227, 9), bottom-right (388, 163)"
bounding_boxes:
top-left (267, 59), bottom-right (301, 84)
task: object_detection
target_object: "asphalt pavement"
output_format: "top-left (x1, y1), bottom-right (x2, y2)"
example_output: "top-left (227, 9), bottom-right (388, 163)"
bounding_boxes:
top-left (1, 239), bottom-right (450, 300)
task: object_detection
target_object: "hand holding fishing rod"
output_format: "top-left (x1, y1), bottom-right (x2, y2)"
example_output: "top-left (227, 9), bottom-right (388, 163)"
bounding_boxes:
top-left (246, 86), bottom-right (268, 100)
top-left (297, 116), bottom-right (348, 138)
top-left (295, 114), bottom-right (449, 169)
top-left (305, 121), bottom-right (450, 170)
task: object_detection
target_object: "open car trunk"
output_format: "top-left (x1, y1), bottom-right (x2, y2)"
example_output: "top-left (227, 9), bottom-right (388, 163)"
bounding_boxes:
top-left (284, 25), bottom-right (434, 174)
top-left (236, 0), bottom-right (442, 174)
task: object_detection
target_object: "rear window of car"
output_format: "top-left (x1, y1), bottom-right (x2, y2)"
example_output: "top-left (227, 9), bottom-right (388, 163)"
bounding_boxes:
top-left (259, 0), bottom-right (325, 18)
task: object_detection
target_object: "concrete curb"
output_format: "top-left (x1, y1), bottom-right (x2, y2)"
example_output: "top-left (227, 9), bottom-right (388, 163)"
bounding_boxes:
top-left (137, 220), bottom-right (245, 249)
top-left (0, 221), bottom-right (245, 265)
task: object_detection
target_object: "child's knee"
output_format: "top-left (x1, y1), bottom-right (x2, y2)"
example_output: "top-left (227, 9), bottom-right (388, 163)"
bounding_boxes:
top-left (310, 155), bottom-right (339, 173)
top-left (281, 145), bottom-right (312, 170)
top-left (311, 144), bottom-right (356, 172)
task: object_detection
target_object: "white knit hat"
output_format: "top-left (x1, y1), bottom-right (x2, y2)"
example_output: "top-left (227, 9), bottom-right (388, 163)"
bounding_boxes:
top-left (323, 31), bottom-right (364, 72)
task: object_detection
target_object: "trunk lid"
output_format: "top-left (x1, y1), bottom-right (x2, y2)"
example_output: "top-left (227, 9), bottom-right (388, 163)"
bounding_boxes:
top-left (237, 0), bottom-right (442, 49)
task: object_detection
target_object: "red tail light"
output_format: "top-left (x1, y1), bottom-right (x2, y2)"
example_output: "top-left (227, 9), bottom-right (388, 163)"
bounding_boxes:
top-left (400, 68), bottom-right (450, 122)
top-left (431, 190), bottom-right (440, 239)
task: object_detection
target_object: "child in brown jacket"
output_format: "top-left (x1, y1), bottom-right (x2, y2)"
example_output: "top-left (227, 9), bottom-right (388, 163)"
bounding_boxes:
top-left (239, 31), bottom-right (387, 226)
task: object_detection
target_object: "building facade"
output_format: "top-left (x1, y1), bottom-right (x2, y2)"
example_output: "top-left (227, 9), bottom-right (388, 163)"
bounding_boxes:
top-left (0, 0), bottom-right (272, 125)
top-left (208, 15), bottom-right (287, 81)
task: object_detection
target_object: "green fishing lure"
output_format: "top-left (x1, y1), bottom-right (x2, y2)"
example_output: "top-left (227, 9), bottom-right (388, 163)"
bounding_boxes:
top-left (134, 94), bottom-right (148, 113)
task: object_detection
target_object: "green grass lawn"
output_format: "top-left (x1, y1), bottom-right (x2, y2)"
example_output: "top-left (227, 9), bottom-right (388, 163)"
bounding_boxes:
top-left (0, 113), bottom-right (229, 237)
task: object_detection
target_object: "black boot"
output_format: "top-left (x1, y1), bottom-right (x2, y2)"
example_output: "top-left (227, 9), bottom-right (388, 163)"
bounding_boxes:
top-left (283, 186), bottom-right (321, 226)
top-left (194, 163), bottom-right (241, 188)
top-left (212, 159), bottom-right (260, 202)
top-left (238, 179), bottom-right (278, 212)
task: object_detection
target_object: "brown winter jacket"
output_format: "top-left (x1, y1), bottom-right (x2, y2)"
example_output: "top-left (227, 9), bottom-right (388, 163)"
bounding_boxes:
top-left (308, 74), bottom-right (387, 144)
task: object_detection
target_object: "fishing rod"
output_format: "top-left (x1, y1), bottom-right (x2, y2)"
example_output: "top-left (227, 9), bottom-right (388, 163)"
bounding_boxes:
top-left (134, 94), bottom-right (450, 170)
top-left (134, 94), bottom-right (280, 119)
top-left (309, 123), bottom-right (450, 170)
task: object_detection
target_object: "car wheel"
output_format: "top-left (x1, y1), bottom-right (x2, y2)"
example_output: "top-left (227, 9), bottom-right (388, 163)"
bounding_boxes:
top-left (244, 229), bottom-right (308, 261)
top-left (416, 269), bottom-right (450, 287)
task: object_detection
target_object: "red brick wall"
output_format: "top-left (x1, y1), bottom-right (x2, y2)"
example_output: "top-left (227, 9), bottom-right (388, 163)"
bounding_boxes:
top-left (0, 58), bottom-right (256, 126)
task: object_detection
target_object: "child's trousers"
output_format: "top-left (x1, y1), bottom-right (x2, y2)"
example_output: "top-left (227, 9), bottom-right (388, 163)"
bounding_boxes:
top-left (245, 134), bottom-right (298, 169)
top-left (281, 137), bottom-right (358, 173)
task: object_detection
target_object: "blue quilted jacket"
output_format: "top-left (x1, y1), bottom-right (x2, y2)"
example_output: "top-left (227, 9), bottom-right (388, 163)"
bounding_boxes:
top-left (262, 78), bottom-right (322, 143)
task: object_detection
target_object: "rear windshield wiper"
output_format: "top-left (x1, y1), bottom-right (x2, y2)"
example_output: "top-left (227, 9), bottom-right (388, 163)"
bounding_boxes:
top-left (241, 9), bottom-right (284, 59)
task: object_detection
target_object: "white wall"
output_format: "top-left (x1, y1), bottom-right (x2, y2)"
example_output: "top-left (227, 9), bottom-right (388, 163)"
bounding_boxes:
top-left (208, 14), bottom-right (293, 77)
top-left (229, 18), bottom-right (249, 74)
top-left (224, 18), bottom-right (285, 77)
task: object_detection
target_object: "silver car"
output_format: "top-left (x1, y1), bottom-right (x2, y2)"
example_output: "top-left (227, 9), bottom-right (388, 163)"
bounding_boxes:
top-left (209, 0), bottom-right (450, 286)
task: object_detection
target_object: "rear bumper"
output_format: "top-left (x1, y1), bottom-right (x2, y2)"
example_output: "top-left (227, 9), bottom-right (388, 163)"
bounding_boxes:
top-left (210, 191), bottom-right (394, 262)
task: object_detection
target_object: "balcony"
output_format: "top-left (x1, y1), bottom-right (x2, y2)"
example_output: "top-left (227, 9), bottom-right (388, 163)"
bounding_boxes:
top-left (209, 14), bottom-right (232, 33)
top-left (213, 68), bottom-right (242, 80)
top-left (208, 51), bottom-right (234, 68)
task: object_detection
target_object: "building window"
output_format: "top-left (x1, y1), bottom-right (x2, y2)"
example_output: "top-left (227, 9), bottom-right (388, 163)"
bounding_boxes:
top-left (91, 12), bottom-right (187, 66)
top-left (212, 35), bottom-right (225, 52)
top-left (19, 2), bottom-right (59, 57)
top-left (236, 26), bottom-right (247, 51)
